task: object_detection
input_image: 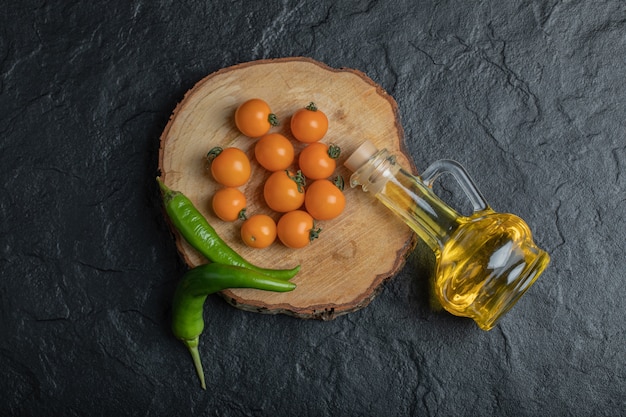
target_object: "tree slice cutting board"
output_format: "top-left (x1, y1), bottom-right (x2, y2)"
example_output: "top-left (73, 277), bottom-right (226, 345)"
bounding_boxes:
top-left (158, 57), bottom-right (416, 320)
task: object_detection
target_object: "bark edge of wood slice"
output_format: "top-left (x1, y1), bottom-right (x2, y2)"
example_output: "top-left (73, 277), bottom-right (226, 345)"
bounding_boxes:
top-left (158, 57), bottom-right (417, 320)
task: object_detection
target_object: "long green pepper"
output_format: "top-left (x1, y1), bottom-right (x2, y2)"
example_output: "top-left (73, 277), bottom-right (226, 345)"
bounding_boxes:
top-left (172, 263), bottom-right (296, 389)
top-left (157, 178), bottom-right (300, 280)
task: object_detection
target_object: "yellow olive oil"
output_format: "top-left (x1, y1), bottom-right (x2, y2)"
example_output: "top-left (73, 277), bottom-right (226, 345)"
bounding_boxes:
top-left (346, 142), bottom-right (550, 330)
top-left (435, 213), bottom-right (550, 330)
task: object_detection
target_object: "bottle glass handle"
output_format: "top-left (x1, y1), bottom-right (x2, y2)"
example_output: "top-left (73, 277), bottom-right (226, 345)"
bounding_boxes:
top-left (420, 159), bottom-right (489, 213)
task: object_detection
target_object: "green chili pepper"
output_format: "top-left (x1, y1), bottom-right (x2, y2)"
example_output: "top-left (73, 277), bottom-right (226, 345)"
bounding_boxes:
top-left (172, 263), bottom-right (296, 389)
top-left (157, 177), bottom-right (300, 280)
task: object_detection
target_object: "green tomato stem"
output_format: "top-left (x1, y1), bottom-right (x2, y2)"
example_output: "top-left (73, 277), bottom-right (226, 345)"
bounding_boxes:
top-left (206, 147), bottom-right (223, 163)
top-left (328, 144), bottom-right (341, 159)
top-left (333, 175), bottom-right (345, 191)
top-left (309, 222), bottom-right (322, 242)
top-left (268, 113), bottom-right (279, 126)
top-left (286, 170), bottom-right (306, 193)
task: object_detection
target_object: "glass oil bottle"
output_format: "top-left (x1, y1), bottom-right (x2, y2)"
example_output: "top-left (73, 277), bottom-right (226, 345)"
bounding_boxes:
top-left (344, 141), bottom-right (550, 330)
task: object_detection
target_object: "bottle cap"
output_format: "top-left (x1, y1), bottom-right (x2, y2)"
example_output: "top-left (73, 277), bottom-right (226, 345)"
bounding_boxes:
top-left (344, 140), bottom-right (379, 172)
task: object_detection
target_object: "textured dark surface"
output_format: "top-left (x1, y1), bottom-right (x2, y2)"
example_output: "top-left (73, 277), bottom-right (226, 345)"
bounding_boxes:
top-left (1, 1), bottom-right (625, 416)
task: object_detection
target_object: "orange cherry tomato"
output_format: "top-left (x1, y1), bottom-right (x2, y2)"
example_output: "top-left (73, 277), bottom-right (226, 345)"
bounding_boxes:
top-left (263, 170), bottom-right (306, 213)
top-left (241, 214), bottom-right (277, 249)
top-left (212, 187), bottom-right (247, 222)
top-left (277, 210), bottom-right (320, 249)
top-left (207, 147), bottom-right (251, 187)
top-left (298, 143), bottom-right (340, 179)
top-left (290, 102), bottom-right (328, 143)
top-left (255, 133), bottom-right (295, 171)
top-left (304, 178), bottom-right (346, 220)
top-left (235, 98), bottom-right (279, 138)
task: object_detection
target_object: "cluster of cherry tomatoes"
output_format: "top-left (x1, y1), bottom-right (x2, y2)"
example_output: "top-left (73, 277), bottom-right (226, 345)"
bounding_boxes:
top-left (208, 98), bottom-right (346, 250)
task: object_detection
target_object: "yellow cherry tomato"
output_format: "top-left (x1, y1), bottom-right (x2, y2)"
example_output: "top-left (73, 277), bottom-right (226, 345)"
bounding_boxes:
top-left (290, 102), bottom-right (328, 143)
top-left (255, 133), bottom-right (295, 171)
top-left (298, 142), bottom-right (340, 179)
top-left (212, 187), bottom-right (247, 222)
top-left (277, 210), bottom-right (320, 249)
top-left (207, 147), bottom-right (251, 187)
top-left (235, 98), bottom-right (279, 138)
top-left (241, 214), bottom-right (277, 249)
top-left (304, 178), bottom-right (346, 220)
top-left (263, 170), bottom-right (306, 213)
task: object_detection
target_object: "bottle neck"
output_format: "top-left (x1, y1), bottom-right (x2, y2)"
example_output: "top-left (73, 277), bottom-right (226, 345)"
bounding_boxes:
top-left (349, 149), bottom-right (460, 252)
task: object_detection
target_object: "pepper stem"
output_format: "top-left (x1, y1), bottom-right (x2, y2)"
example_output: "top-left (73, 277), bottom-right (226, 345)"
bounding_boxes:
top-left (156, 177), bottom-right (167, 192)
top-left (156, 177), bottom-right (177, 204)
top-left (182, 337), bottom-right (206, 390)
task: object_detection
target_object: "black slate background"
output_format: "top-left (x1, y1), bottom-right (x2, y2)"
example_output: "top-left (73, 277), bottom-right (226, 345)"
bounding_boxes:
top-left (1, 1), bottom-right (625, 416)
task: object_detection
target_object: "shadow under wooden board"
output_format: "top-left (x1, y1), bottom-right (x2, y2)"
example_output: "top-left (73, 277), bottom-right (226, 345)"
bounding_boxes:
top-left (158, 57), bottom-right (416, 320)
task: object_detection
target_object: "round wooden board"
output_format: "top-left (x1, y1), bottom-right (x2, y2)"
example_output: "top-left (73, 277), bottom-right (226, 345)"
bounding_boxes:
top-left (158, 57), bottom-right (416, 320)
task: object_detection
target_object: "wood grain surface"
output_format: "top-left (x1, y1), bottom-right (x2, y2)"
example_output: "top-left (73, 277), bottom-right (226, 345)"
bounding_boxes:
top-left (158, 57), bottom-right (416, 319)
